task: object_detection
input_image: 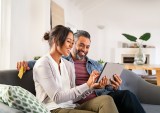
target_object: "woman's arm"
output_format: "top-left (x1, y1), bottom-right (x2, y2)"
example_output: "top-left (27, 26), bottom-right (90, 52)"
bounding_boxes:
top-left (33, 60), bottom-right (90, 104)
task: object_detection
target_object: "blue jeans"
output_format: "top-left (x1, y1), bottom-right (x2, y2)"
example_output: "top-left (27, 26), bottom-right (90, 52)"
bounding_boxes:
top-left (108, 90), bottom-right (146, 113)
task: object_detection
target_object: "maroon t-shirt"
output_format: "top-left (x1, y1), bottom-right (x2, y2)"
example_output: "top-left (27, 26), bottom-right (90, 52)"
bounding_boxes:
top-left (74, 59), bottom-right (97, 104)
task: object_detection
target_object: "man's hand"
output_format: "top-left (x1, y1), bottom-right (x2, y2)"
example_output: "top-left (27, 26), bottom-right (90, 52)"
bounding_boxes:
top-left (87, 70), bottom-right (108, 89)
top-left (95, 76), bottom-right (108, 89)
top-left (110, 74), bottom-right (122, 90)
top-left (17, 61), bottom-right (30, 71)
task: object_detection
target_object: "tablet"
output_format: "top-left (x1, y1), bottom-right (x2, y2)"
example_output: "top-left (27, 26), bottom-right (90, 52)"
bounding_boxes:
top-left (97, 63), bottom-right (124, 83)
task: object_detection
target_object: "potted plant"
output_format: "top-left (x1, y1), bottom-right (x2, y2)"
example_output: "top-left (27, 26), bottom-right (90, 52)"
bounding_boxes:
top-left (34, 56), bottom-right (41, 60)
top-left (122, 33), bottom-right (151, 46)
top-left (98, 59), bottom-right (105, 65)
top-left (122, 33), bottom-right (151, 65)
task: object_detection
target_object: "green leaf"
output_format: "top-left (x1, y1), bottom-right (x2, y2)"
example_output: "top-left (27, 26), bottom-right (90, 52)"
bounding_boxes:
top-left (139, 33), bottom-right (151, 41)
top-left (98, 59), bottom-right (105, 65)
top-left (34, 56), bottom-right (41, 60)
top-left (122, 34), bottom-right (137, 42)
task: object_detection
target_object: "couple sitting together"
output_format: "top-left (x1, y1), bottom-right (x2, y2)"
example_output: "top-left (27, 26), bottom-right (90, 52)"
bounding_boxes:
top-left (17, 25), bottom-right (146, 113)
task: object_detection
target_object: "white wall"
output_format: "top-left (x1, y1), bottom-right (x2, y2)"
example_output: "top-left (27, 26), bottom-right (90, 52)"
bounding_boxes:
top-left (53, 0), bottom-right (84, 30)
top-left (1, 0), bottom-right (160, 69)
top-left (83, 22), bottom-right (160, 64)
top-left (7, 0), bottom-right (50, 69)
top-left (10, 0), bottom-right (51, 69)
top-left (1, 0), bottom-right (84, 69)
top-left (0, 0), bottom-right (11, 69)
top-left (83, 1), bottom-right (160, 64)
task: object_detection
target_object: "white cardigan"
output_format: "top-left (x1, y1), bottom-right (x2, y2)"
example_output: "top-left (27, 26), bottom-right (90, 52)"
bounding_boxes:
top-left (33, 54), bottom-right (90, 110)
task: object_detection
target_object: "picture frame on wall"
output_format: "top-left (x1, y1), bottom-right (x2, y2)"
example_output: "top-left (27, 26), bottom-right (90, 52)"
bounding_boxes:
top-left (50, 0), bottom-right (65, 29)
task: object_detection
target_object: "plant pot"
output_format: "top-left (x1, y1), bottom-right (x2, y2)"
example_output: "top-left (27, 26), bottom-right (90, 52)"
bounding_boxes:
top-left (134, 45), bottom-right (146, 65)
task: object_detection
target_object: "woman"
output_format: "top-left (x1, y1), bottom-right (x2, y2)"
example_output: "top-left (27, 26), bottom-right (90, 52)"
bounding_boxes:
top-left (33, 25), bottom-right (118, 113)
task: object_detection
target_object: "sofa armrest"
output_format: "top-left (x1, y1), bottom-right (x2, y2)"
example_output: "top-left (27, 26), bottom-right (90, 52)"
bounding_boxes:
top-left (137, 77), bottom-right (160, 105)
top-left (0, 69), bottom-right (36, 95)
top-left (121, 69), bottom-right (160, 105)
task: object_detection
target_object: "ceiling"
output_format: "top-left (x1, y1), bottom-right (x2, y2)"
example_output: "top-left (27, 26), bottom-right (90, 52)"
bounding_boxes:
top-left (69, 0), bottom-right (106, 12)
top-left (69, 0), bottom-right (160, 29)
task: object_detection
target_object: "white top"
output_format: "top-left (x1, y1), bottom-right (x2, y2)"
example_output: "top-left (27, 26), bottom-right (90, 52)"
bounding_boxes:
top-left (48, 54), bottom-right (70, 90)
top-left (33, 54), bottom-right (90, 110)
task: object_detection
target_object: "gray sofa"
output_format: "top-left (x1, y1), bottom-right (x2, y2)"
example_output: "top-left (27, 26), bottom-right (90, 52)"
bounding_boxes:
top-left (0, 69), bottom-right (160, 113)
top-left (120, 69), bottom-right (160, 113)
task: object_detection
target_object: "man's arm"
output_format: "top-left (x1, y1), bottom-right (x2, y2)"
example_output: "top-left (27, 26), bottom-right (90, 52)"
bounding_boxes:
top-left (17, 60), bottom-right (36, 71)
top-left (28, 60), bottom-right (36, 69)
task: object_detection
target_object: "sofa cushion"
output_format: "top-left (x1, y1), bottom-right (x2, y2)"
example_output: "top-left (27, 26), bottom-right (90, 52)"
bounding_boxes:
top-left (0, 84), bottom-right (50, 113)
top-left (0, 102), bottom-right (23, 113)
top-left (142, 104), bottom-right (160, 113)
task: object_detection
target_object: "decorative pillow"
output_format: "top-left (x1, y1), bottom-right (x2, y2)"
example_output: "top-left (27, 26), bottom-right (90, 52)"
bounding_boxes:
top-left (0, 84), bottom-right (50, 113)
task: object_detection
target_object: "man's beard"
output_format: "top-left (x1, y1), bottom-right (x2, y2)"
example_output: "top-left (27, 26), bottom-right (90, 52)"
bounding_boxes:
top-left (75, 50), bottom-right (87, 60)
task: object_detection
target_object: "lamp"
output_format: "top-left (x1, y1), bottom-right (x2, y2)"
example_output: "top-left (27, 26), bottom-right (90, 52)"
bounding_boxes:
top-left (97, 25), bottom-right (105, 29)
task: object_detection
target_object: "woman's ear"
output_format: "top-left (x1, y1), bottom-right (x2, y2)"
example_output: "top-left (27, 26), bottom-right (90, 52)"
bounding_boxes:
top-left (52, 38), bottom-right (56, 45)
top-left (53, 38), bottom-right (61, 47)
top-left (49, 38), bottom-right (55, 48)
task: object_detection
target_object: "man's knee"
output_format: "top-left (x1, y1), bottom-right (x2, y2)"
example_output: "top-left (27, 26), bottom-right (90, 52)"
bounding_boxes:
top-left (121, 90), bottom-right (138, 102)
top-left (123, 90), bottom-right (136, 97)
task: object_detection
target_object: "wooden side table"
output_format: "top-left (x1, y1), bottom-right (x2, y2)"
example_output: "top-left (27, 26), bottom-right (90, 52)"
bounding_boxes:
top-left (124, 63), bottom-right (160, 86)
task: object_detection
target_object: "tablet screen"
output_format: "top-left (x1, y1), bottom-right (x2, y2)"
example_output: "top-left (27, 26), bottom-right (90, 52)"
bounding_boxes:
top-left (97, 63), bottom-right (124, 83)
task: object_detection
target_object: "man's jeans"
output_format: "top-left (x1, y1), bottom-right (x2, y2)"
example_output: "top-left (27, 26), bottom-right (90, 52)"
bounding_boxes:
top-left (108, 90), bottom-right (146, 113)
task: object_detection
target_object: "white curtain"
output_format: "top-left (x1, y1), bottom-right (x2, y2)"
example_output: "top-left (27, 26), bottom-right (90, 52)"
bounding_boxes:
top-left (0, 0), bottom-right (1, 54)
top-left (0, 0), bottom-right (11, 70)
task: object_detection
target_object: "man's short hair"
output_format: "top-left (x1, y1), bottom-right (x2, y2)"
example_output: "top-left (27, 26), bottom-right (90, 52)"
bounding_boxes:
top-left (74, 30), bottom-right (91, 40)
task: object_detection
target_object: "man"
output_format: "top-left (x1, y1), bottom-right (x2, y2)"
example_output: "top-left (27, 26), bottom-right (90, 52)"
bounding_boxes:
top-left (17, 30), bottom-right (146, 113)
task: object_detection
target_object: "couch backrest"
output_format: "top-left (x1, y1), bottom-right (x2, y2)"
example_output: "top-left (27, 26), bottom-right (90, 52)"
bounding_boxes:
top-left (120, 69), bottom-right (160, 104)
top-left (0, 70), bottom-right (36, 95)
top-left (120, 69), bottom-right (139, 95)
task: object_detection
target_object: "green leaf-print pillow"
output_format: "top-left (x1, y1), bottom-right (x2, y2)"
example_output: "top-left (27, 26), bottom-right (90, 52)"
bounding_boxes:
top-left (0, 84), bottom-right (50, 113)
